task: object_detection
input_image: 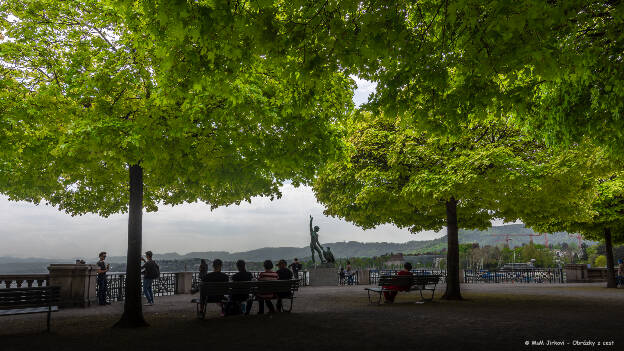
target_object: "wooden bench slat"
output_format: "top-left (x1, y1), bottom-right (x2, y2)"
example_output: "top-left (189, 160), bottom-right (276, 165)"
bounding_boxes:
top-left (365, 275), bottom-right (440, 304)
top-left (0, 286), bottom-right (60, 332)
top-left (0, 306), bottom-right (59, 316)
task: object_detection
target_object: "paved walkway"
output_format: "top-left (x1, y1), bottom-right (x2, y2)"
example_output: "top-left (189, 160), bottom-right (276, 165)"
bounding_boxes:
top-left (2, 283), bottom-right (622, 351)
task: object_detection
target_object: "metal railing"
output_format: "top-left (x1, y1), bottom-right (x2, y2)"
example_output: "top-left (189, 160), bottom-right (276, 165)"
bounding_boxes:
top-left (338, 271), bottom-right (359, 285)
top-left (97, 272), bottom-right (178, 303)
top-left (0, 274), bottom-right (50, 289)
top-left (191, 270), bottom-right (310, 290)
top-left (463, 269), bottom-right (565, 284)
top-left (369, 269), bottom-right (447, 285)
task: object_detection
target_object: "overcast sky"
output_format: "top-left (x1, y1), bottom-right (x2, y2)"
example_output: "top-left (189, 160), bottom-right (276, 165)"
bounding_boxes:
top-left (1, 78), bottom-right (444, 259)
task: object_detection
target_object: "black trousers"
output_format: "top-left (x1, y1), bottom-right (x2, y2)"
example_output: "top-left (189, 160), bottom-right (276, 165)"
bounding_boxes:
top-left (257, 298), bottom-right (275, 314)
top-left (97, 276), bottom-right (107, 305)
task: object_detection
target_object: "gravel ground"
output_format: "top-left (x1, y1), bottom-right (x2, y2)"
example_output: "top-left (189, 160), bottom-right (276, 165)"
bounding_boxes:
top-left (1, 283), bottom-right (622, 351)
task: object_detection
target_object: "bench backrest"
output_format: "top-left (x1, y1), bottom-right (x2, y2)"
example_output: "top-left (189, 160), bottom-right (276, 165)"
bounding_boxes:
top-left (200, 282), bottom-right (230, 296)
top-left (0, 286), bottom-right (60, 310)
top-left (255, 280), bottom-right (295, 294)
top-left (413, 275), bottom-right (441, 285)
top-left (228, 281), bottom-right (255, 296)
top-left (199, 279), bottom-right (299, 297)
top-left (378, 275), bottom-right (413, 288)
top-left (378, 274), bottom-right (440, 288)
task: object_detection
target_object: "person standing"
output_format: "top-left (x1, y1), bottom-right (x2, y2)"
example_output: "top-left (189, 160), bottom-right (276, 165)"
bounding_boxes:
top-left (96, 251), bottom-right (110, 305)
top-left (289, 258), bottom-right (302, 280)
top-left (141, 251), bottom-right (159, 306)
top-left (199, 259), bottom-right (209, 281)
top-left (346, 260), bottom-right (354, 285)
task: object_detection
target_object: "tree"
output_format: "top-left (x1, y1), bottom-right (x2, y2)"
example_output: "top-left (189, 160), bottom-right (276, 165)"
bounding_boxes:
top-left (595, 255), bottom-right (607, 268)
top-left (0, 0), bottom-right (353, 326)
top-left (533, 176), bottom-right (624, 288)
top-left (335, 1), bottom-right (624, 155)
top-left (314, 113), bottom-right (601, 299)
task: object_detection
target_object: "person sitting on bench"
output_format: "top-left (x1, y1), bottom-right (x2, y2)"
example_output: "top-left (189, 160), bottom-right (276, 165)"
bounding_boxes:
top-left (202, 259), bottom-right (229, 316)
top-left (231, 259), bottom-right (254, 315)
top-left (275, 259), bottom-right (293, 312)
top-left (256, 260), bottom-right (278, 314)
top-left (384, 262), bottom-right (413, 303)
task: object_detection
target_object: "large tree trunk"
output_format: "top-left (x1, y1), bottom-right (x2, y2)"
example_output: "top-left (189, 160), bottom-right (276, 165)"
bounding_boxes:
top-left (443, 197), bottom-right (462, 300)
top-left (114, 164), bottom-right (148, 327)
top-left (604, 227), bottom-right (617, 289)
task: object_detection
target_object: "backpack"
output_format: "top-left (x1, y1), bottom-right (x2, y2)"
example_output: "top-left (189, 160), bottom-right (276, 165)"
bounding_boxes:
top-left (153, 262), bottom-right (160, 279)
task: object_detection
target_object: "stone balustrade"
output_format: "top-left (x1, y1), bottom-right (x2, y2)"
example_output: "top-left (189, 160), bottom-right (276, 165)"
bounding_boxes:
top-left (0, 274), bottom-right (50, 288)
top-left (0, 265), bottom-right (312, 307)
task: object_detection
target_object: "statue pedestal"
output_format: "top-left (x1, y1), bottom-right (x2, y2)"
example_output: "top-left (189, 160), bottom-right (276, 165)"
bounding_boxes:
top-left (308, 267), bottom-right (338, 286)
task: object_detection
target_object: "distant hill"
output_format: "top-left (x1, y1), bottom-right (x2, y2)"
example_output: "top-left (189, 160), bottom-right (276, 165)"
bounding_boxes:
top-left (0, 224), bottom-right (598, 273)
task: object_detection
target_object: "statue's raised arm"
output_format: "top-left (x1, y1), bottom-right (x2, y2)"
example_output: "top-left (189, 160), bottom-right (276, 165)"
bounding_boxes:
top-left (309, 215), bottom-right (313, 234)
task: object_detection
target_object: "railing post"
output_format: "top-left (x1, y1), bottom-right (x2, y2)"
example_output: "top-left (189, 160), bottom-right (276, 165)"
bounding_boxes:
top-left (48, 264), bottom-right (97, 307)
top-left (359, 269), bottom-right (370, 285)
top-left (175, 272), bottom-right (193, 294)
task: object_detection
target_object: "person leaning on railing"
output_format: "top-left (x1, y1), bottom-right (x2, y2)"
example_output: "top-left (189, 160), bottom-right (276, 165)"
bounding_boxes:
top-left (141, 251), bottom-right (159, 306)
top-left (96, 251), bottom-right (110, 305)
top-left (199, 259), bottom-right (208, 281)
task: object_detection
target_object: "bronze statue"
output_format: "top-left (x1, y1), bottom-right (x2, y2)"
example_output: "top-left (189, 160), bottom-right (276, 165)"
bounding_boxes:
top-left (309, 215), bottom-right (326, 264)
top-left (322, 246), bottom-right (335, 264)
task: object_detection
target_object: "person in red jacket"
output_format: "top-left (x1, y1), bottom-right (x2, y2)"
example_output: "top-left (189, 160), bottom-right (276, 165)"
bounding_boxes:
top-left (384, 262), bottom-right (413, 303)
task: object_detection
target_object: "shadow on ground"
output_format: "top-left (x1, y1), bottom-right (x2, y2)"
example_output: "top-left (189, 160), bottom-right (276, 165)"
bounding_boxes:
top-left (2, 285), bottom-right (622, 351)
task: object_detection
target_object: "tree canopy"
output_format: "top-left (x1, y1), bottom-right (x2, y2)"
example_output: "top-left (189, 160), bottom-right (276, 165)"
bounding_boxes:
top-left (0, 0), bottom-right (354, 214)
top-left (141, 1), bottom-right (624, 154)
top-left (0, 0), bottom-right (353, 326)
top-left (535, 174), bottom-right (624, 287)
top-left (314, 112), bottom-right (604, 298)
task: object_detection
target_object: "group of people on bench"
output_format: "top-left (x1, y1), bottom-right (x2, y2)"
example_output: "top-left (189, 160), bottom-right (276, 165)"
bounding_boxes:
top-left (384, 262), bottom-right (413, 303)
top-left (200, 258), bottom-right (294, 315)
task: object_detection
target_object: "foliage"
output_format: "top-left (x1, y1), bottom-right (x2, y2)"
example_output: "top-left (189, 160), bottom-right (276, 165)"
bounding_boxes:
top-left (0, 0), bottom-right (354, 214)
top-left (0, 0), bottom-right (353, 325)
top-left (136, 1), bottom-right (624, 156)
top-left (314, 113), bottom-right (601, 234)
top-left (536, 175), bottom-right (624, 245)
top-left (322, 1), bottom-right (624, 156)
top-left (595, 255), bottom-right (607, 268)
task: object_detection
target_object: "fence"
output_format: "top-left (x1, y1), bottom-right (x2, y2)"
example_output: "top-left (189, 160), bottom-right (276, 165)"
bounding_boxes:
top-left (0, 274), bottom-right (49, 289)
top-left (97, 272), bottom-right (178, 303)
top-left (191, 270), bottom-right (310, 291)
top-left (463, 269), bottom-right (565, 284)
top-left (369, 269), bottom-right (447, 285)
top-left (338, 271), bottom-right (359, 285)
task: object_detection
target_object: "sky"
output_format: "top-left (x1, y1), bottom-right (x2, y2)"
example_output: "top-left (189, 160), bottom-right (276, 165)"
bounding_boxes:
top-left (0, 78), bottom-right (453, 259)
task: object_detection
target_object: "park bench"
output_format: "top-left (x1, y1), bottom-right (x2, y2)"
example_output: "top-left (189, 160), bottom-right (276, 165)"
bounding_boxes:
top-left (364, 275), bottom-right (440, 305)
top-left (192, 279), bottom-right (299, 318)
top-left (0, 286), bottom-right (61, 332)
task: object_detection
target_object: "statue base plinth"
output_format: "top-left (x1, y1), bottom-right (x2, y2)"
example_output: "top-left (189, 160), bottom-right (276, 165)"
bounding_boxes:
top-left (308, 267), bottom-right (338, 286)
top-left (315, 262), bottom-right (336, 269)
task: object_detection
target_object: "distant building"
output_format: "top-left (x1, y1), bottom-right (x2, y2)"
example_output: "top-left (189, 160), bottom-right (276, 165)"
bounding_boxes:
top-left (384, 253), bottom-right (405, 267)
